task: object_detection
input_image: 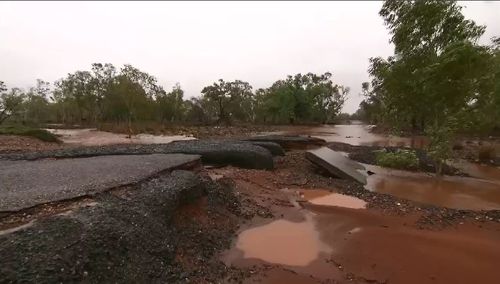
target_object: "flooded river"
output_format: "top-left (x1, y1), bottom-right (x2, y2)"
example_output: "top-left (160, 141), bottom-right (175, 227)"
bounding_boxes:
top-left (263, 122), bottom-right (428, 148)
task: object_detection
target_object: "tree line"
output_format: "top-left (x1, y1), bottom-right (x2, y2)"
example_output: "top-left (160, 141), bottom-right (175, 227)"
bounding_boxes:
top-left (0, 65), bottom-right (347, 127)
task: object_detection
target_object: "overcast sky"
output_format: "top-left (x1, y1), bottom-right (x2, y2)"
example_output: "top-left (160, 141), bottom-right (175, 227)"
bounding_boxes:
top-left (1, 1), bottom-right (499, 113)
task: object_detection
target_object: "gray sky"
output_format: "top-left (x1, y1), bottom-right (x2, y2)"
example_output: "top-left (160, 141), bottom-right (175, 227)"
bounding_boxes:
top-left (1, 1), bottom-right (499, 113)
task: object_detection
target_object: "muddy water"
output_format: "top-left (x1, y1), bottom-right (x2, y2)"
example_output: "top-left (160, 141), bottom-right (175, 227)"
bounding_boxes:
top-left (263, 123), bottom-right (428, 148)
top-left (234, 214), bottom-right (332, 266)
top-left (46, 128), bottom-right (195, 146)
top-left (365, 163), bottom-right (500, 210)
top-left (300, 189), bottom-right (367, 209)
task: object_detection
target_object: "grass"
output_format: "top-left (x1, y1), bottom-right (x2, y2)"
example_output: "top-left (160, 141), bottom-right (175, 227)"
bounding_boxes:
top-left (0, 125), bottom-right (61, 143)
top-left (375, 148), bottom-right (419, 170)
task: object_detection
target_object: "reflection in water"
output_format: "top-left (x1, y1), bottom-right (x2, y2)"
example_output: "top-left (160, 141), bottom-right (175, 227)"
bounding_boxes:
top-left (263, 123), bottom-right (428, 148)
top-left (365, 164), bottom-right (500, 210)
top-left (452, 160), bottom-right (500, 182)
top-left (300, 189), bottom-right (367, 209)
top-left (46, 128), bottom-right (195, 146)
top-left (234, 214), bottom-right (331, 266)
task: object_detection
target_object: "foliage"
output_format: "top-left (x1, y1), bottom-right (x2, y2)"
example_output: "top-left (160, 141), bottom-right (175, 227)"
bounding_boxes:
top-left (375, 149), bottom-right (419, 170)
top-left (0, 82), bottom-right (26, 124)
top-left (359, 0), bottom-right (500, 174)
top-left (253, 72), bottom-right (347, 124)
top-left (200, 79), bottom-right (253, 124)
top-left (0, 125), bottom-right (60, 143)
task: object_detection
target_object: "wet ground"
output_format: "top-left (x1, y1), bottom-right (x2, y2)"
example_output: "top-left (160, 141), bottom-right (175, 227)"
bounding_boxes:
top-left (211, 153), bottom-right (500, 283)
top-left (47, 128), bottom-right (195, 146)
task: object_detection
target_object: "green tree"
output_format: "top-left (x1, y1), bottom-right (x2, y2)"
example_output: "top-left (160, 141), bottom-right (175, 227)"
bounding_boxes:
top-left (201, 79), bottom-right (253, 124)
top-left (0, 82), bottom-right (25, 124)
top-left (368, 0), bottom-right (494, 174)
top-left (156, 83), bottom-right (185, 122)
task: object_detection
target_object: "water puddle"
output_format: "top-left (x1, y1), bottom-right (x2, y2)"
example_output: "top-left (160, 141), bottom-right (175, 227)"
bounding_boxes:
top-left (299, 189), bottom-right (367, 209)
top-left (231, 214), bottom-right (332, 267)
top-left (46, 128), bottom-right (195, 146)
top-left (365, 164), bottom-right (500, 210)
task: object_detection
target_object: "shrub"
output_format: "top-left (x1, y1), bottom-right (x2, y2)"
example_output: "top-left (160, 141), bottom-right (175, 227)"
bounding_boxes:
top-left (0, 125), bottom-right (61, 143)
top-left (375, 149), bottom-right (419, 170)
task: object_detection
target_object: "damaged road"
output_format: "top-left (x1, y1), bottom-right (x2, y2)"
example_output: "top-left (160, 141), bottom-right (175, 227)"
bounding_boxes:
top-left (0, 154), bottom-right (201, 212)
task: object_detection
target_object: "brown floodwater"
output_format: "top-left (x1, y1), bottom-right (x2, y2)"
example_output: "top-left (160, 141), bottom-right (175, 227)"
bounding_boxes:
top-left (46, 128), bottom-right (195, 146)
top-left (300, 189), bottom-right (367, 209)
top-left (231, 214), bottom-right (332, 267)
top-left (262, 123), bottom-right (428, 148)
top-left (365, 164), bottom-right (500, 210)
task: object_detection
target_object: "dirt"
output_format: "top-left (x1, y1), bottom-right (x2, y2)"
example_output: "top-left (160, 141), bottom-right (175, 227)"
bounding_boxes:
top-left (0, 135), bottom-right (63, 153)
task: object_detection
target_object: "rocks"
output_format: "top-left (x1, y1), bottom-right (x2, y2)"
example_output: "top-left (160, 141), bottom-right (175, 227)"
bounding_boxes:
top-left (244, 135), bottom-right (326, 149)
top-left (305, 147), bottom-right (368, 184)
top-left (0, 140), bottom-right (275, 170)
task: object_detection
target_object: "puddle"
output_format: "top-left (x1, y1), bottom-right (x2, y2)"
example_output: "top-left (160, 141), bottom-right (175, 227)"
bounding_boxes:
top-left (300, 189), bottom-right (367, 209)
top-left (232, 214), bottom-right (332, 267)
top-left (365, 164), bottom-right (500, 210)
top-left (46, 128), bottom-right (195, 146)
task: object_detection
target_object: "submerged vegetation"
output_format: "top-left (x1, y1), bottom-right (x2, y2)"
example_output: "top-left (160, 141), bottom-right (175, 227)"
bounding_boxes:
top-left (375, 149), bottom-right (419, 170)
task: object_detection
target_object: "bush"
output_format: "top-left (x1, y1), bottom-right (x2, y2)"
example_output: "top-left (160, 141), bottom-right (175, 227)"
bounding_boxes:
top-left (375, 149), bottom-right (419, 170)
top-left (0, 125), bottom-right (61, 143)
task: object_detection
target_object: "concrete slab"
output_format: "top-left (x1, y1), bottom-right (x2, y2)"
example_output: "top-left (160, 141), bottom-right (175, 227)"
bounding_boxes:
top-left (0, 154), bottom-right (200, 212)
top-left (306, 147), bottom-right (367, 184)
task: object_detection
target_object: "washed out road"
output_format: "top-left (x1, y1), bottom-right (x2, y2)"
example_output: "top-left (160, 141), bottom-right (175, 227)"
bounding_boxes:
top-left (0, 153), bottom-right (200, 212)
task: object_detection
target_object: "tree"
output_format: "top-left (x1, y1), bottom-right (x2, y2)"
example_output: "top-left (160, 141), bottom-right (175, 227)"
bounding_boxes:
top-left (156, 83), bottom-right (185, 122)
top-left (368, 0), bottom-right (493, 174)
top-left (0, 82), bottom-right (25, 124)
top-left (253, 72), bottom-right (347, 124)
top-left (201, 79), bottom-right (253, 124)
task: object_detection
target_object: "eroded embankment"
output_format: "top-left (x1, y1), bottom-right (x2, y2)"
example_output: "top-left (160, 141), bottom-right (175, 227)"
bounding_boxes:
top-left (0, 170), bottom-right (256, 283)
